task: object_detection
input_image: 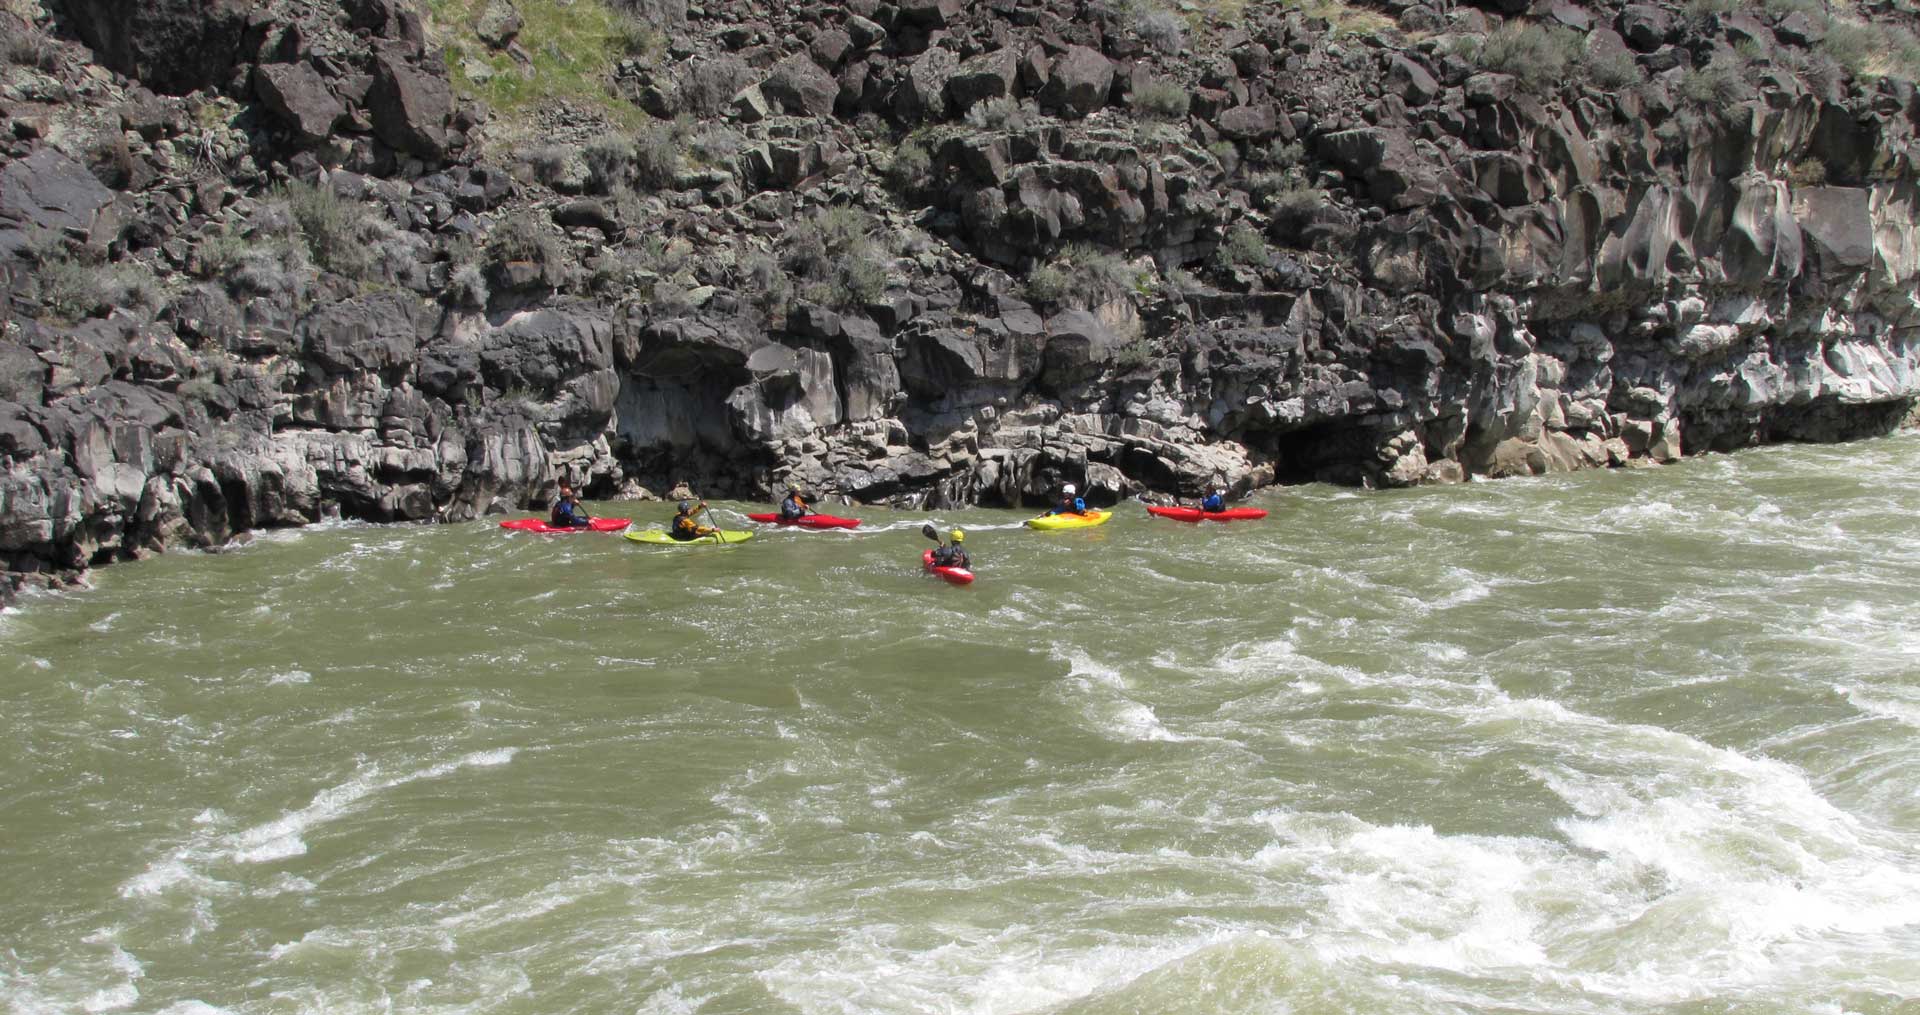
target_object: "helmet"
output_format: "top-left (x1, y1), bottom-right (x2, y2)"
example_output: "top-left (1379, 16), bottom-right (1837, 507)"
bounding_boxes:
top-left (678, 500), bottom-right (692, 513)
top-left (950, 529), bottom-right (965, 543)
top-left (787, 482), bottom-right (800, 492)
top-left (1063, 483), bottom-right (1076, 495)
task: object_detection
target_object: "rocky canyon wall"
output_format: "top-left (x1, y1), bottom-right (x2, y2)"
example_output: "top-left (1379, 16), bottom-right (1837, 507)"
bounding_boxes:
top-left (3, 0), bottom-right (1919, 599)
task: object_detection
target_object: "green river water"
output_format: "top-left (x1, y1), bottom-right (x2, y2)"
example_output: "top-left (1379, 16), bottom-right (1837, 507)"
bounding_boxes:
top-left (4, 436), bottom-right (1918, 1014)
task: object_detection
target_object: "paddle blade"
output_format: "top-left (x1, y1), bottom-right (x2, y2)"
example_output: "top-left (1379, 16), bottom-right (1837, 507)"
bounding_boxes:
top-left (921, 524), bottom-right (939, 540)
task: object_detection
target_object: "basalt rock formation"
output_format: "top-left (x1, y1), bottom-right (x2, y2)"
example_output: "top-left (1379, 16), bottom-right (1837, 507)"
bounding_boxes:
top-left (4, 0), bottom-right (1920, 600)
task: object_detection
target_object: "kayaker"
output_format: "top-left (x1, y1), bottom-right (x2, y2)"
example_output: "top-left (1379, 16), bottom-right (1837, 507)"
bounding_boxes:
top-left (1199, 485), bottom-right (1227, 514)
top-left (931, 528), bottom-right (970, 569)
top-left (778, 483), bottom-right (812, 521)
top-left (1048, 483), bottom-right (1088, 516)
top-left (551, 484), bottom-right (591, 528)
top-left (670, 500), bottom-right (715, 541)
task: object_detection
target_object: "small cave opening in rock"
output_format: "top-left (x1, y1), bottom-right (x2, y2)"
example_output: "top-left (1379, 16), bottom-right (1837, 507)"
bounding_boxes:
top-left (1257, 423), bottom-right (1381, 487)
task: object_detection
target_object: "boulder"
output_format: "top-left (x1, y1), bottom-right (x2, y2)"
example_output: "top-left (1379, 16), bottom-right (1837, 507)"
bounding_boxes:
top-left (301, 293), bottom-right (425, 376)
top-left (1041, 309), bottom-right (1128, 386)
top-left (59, 0), bottom-right (252, 95)
top-left (897, 0), bottom-right (962, 27)
top-left (369, 49), bottom-right (456, 159)
top-left (762, 54), bottom-right (839, 118)
top-left (898, 48), bottom-right (959, 123)
top-left (475, 0), bottom-right (523, 47)
top-left (1794, 187), bottom-right (1874, 274)
top-left (947, 49), bottom-right (1018, 113)
top-left (0, 150), bottom-right (117, 258)
top-left (1217, 103), bottom-right (1280, 140)
top-left (0, 342), bottom-right (47, 406)
top-left (254, 63), bottom-right (347, 145)
top-left (1041, 46), bottom-right (1114, 119)
top-left (1386, 56), bottom-right (1440, 107)
top-left (1619, 4), bottom-right (1673, 52)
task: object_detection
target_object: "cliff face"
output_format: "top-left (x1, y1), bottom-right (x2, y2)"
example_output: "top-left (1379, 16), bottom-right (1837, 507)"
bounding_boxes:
top-left (3, 0), bottom-right (1920, 596)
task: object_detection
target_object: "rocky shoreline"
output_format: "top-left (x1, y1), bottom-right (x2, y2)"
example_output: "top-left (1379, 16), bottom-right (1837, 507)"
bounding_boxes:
top-left (5, 0), bottom-right (1920, 604)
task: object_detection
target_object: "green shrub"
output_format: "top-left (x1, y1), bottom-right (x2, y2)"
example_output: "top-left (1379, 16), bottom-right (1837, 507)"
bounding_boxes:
top-left (1684, 0), bottom-right (1741, 24)
top-left (1267, 181), bottom-right (1327, 219)
top-left (280, 180), bottom-right (376, 279)
top-left (631, 120), bottom-right (683, 189)
top-left (450, 263), bottom-right (490, 308)
top-left (527, 144), bottom-right (577, 187)
top-left (780, 206), bottom-right (894, 310)
top-left (679, 56), bottom-right (753, 115)
top-left (1678, 56), bottom-right (1753, 112)
top-left (963, 96), bottom-right (1035, 131)
top-left (1213, 222), bottom-right (1270, 270)
top-left (1135, 10), bottom-right (1187, 53)
top-left (1024, 244), bottom-right (1145, 307)
top-left (1583, 46), bottom-right (1643, 90)
top-left (1131, 78), bottom-right (1191, 120)
top-left (689, 125), bottom-right (745, 166)
top-left (1025, 263), bottom-right (1070, 305)
top-left (1761, 0), bottom-right (1823, 17)
top-left (1786, 157), bottom-right (1827, 187)
top-left (1452, 22), bottom-right (1584, 95)
top-left (3, 27), bottom-right (60, 71)
top-left (1258, 140), bottom-right (1305, 170)
top-left (1819, 19), bottom-right (1877, 76)
top-left (612, 12), bottom-right (659, 59)
top-left (583, 136), bottom-right (633, 194)
top-left (738, 251), bottom-right (789, 314)
top-left (887, 138), bottom-right (934, 191)
top-left (1158, 267), bottom-right (1203, 299)
top-left (195, 231), bottom-right (257, 280)
top-left (486, 209), bottom-right (567, 274)
top-left (30, 254), bottom-right (160, 321)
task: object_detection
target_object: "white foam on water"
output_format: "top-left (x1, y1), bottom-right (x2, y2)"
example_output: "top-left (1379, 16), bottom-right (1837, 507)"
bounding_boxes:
top-left (119, 748), bottom-right (520, 901)
top-left (1838, 684), bottom-right (1920, 729)
top-left (1050, 648), bottom-right (1197, 743)
top-left (79, 984), bottom-right (137, 1012)
top-left (758, 921), bottom-right (1240, 1015)
top-left (266, 669), bottom-right (312, 686)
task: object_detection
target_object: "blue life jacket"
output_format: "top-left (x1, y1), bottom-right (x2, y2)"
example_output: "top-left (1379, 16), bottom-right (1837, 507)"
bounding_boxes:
top-left (552, 499), bottom-right (586, 525)
top-left (1200, 493), bottom-right (1225, 513)
top-left (780, 494), bottom-right (807, 519)
top-left (1053, 497), bottom-right (1086, 515)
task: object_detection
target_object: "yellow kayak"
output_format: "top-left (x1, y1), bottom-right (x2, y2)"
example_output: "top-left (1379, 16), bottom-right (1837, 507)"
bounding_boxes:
top-left (1026, 510), bottom-right (1112, 531)
top-left (625, 529), bottom-right (754, 545)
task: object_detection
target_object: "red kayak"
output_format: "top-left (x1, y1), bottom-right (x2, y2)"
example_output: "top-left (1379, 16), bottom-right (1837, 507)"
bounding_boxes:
top-left (746, 513), bottom-right (862, 529)
top-left (499, 517), bottom-right (632, 534)
top-left (923, 549), bottom-right (975, 585)
top-left (1146, 506), bottom-right (1269, 523)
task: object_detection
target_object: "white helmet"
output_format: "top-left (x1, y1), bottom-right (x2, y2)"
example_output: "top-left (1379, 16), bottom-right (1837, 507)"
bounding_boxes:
top-left (1063, 483), bottom-right (1076, 495)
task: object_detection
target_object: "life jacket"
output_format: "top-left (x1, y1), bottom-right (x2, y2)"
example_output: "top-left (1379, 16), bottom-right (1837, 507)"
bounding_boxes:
top-left (780, 494), bottom-right (806, 519)
top-left (1200, 493), bottom-right (1225, 513)
top-left (552, 499), bottom-right (582, 525)
top-left (1055, 497), bottom-right (1086, 515)
top-left (671, 513), bottom-right (700, 540)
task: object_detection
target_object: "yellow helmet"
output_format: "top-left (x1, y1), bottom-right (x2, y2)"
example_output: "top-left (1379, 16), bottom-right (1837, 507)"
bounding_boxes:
top-left (950, 528), bottom-right (965, 543)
